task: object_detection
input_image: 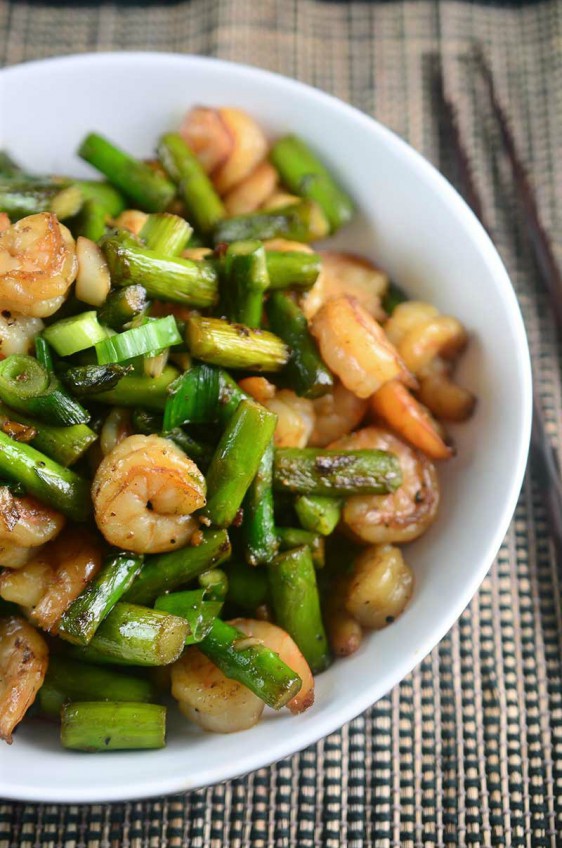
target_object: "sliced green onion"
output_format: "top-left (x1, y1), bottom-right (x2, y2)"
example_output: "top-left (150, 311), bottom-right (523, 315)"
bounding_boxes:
top-left (0, 401), bottom-right (96, 467)
top-left (43, 311), bottom-right (110, 357)
top-left (34, 337), bottom-right (54, 372)
top-left (95, 315), bottom-right (181, 365)
top-left (0, 355), bottom-right (90, 426)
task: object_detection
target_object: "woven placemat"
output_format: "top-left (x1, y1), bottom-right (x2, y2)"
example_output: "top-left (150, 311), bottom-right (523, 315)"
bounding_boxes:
top-left (0, 1), bottom-right (561, 845)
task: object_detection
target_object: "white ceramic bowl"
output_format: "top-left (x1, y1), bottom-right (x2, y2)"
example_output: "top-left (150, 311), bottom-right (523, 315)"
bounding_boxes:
top-left (0, 53), bottom-right (531, 803)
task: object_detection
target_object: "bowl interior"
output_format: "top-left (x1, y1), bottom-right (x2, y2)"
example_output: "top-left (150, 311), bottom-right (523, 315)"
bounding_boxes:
top-left (0, 53), bottom-right (531, 803)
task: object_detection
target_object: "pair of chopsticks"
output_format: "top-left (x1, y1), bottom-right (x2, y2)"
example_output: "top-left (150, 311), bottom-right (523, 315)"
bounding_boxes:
top-left (433, 53), bottom-right (562, 572)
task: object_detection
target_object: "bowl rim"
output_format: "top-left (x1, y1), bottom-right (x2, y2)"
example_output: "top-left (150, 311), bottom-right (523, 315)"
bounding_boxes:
top-left (0, 51), bottom-right (532, 803)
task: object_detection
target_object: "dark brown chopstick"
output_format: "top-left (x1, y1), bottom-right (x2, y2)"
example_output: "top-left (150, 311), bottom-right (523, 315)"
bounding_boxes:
top-left (432, 61), bottom-right (562, 570)
top-left (475, 49), bottom-right (562, 332)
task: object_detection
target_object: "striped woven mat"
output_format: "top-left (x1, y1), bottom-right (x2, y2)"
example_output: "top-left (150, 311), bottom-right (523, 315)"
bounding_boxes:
top-left (0, 1), bottom-right (561, 845)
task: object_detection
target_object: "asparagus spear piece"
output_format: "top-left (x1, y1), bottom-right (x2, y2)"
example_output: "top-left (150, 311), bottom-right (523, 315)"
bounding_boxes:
top-left (277, 527), bottom-right (325, 568)
top-left (94, 365), bottom-right (179, 411)
top-left (223, 240), bottom-right (269, 328)
top-left (0, 179), bottom-right (82, 220)
top-left (158, 133), bottom-right (225, 234)
top-left (294, 494), bottom-right (342, 536)
top-left (38, 682), bottom-right (66, 718)
top-left (213, 200), bottom-right (329, 245)
top-left (75, 180), bottom-right (126, 217)
top-left (265, 250), bottom-right (321, 291)
top-left (97, 285), bottom-right (149, 330)
top-left (70, 198), bottom-right (108, 242)
top-left (273, 447), bottom-right (402, 496)
top-left (199, 618), bottom-right (302, 710)
top-left (42, 656), bottom-right (157, 713)
top-left (266, 291), bottom-right (333, 398)
top-left (0, 401), bottom-right (96, 467)
top-left (124, 528), bottom-right (231, 605)
top-left (0, 430), bottom-right (90, 521)
top-left (61, 364), bottom-right (134, 397)
top-left (269, 135), bottom-right (354, 232)
top-left (79, 602), bottom-right (188, 666)
top-left (61, 702), bottom-right (166, 751)
top-left (186, 315), bottom-right (289, 372)
top-left (155, 589), bottom-right (222, 644)
top-left (242, 441), bottom-right (279, 565)
top-left (198, 568), bottom-right (228, 602)
top-left (225, 561), bottom-right (269, 611)
top-left (268, 545), bottom-right (330, 673)
top-left (0, 152), bottom-right (22, 177)
top-left (59, 553), bottom-right (144, 646)
top-left (140, 212), bottom-right (193, 255)
top-left (101, 232), bottom-right (218, 307)
top-left (79, 133), bottom-right (175, 212)
top-left (204, 399), bottom-right (277, 528)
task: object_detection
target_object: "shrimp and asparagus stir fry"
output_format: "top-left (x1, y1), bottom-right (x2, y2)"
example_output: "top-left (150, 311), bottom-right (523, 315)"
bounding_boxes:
top-left (0, 107), bottom-right (475, 750)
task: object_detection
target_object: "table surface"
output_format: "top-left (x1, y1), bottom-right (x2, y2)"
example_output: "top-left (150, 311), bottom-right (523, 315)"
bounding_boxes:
top-left (0, 1), bottom-right (561, 846)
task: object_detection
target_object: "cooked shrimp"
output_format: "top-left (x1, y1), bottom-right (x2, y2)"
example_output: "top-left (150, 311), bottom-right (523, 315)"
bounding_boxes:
top-left (384, 301), bottom-right (439, 346)
top-left (114, 209), bottom-right (149, 236)
top-left (301, 252), bottom-right (388, 322)
top-left (100, 407), bottom-right (134, 457)
top-left (182, 247), bottom-right (213, 261)
top-left (261, 192), bottom-right (301, 211)
top-left (310, 296), bottom-right (414, 399)
top-left (0, 310), bottom-right (44, 356)
top-left (223, 161), bottom-right (278, 216)
top-left (330, 427), bottom-right (439, 544)
top-left (370, 380), bottom-right (452, 460)
top-left (309, 381), bottom-right (367, 447)
top-left (240, 378), bottom-right (315, 448)
top-left (262, 238), bottom-right (314, 254)
top-left (36, 541), bottom-right (97, 633)
top-left (181, 107), bottom-right (268, 195)
top-left (0, 528), bottom-right (103, 632)
top-left (238, 376), bottom-right (277, 404)
top-left (417, 373), bottom-right (476, 422)
top-left (180, 107), bottom-right (234, 174)
top-left (345, 544), bottom-right (414, 629)
top-left (399, 315), bottom-right (468, 375)
top-left (93, 434), bottom-right (206, 554)
top-left (0, 553), bottom-right (53, 608)
top-left (0, 489), bottom-right (65, 569)
top-left (171, 647), bottom-right (265, 733)
top-left (0, 213), bottom-right (77, 317)
top-left (232, 618), bottom-right (314, 714)
top-left (384, 301), bottom-right (468, 376)
top-left (324, 578), bottom-right (363, 657)
top-left (266, 390), bottom-right (315, 448)
top-left (0, 617), bottom-right (48, 742)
